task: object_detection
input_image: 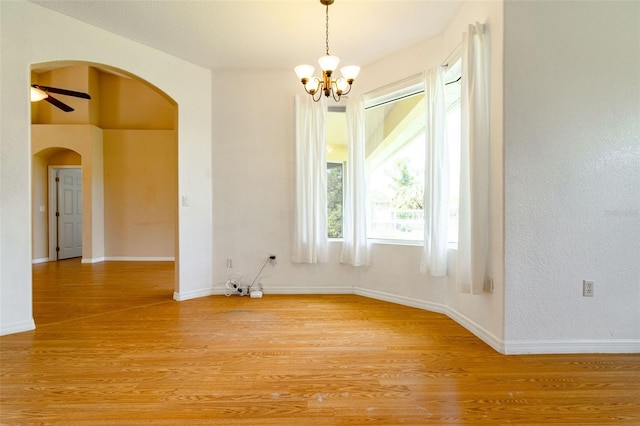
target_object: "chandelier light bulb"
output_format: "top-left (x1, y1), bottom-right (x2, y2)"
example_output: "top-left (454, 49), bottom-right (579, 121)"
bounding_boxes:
top-left (305, 78), bottom-right (320, 94)
top-left (335, 78), bottom-right (349, 93)
top-left (340, 65), bottom-right (360, 82)
top-left (318, 55), bottom-right (340, 73)
top-left (295, 64), bottom-right (315, 81)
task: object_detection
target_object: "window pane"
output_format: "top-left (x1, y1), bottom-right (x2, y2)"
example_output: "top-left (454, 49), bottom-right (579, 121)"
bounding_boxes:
top-left (327, 109), bottom-right (346, 239)
top-left (327, 162), bottom-right (344, 238)
top-left (366, 93), bottom-right (425, 241)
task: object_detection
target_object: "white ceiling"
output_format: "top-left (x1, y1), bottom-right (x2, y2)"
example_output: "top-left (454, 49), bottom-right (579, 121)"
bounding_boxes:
top-left (30, 0), bottom-right (463, 71)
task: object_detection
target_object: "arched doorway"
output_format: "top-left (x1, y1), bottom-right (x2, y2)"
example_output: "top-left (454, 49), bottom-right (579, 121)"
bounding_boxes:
top-left (30, 62), bottom-right (179, 306)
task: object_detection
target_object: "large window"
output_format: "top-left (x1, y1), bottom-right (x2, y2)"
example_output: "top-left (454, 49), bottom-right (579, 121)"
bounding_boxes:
top-left (366, 92), bottom-right (426, 241)
top-left (365, 70), bottom-right (461, 244)
top-left (326, 107), bottom-right (347, 239)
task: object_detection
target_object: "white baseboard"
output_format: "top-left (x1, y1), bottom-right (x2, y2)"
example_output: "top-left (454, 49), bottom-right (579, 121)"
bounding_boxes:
top-left (81, 257), bottom-right (174, 263)
top-left (208, 286), bottom-right (354, 297)
top-left (503, 339), bottom-right (640, 354)
top-left (354, 287), bottom-right (447, 314)
top-left (31, 258), bottom-right (50, 264)
top-left (173, 288), bottom-right (216, 301)
top-left (260, 286), bottom-right (354, 295)
top-left (81, 257), bottom-right (105, 264)
top-left (445, 306), bottom-right (505, 354)
top-left (1, 319), bottom-right (36, 336)
top-left (104, 257), bottom-right (175, 261)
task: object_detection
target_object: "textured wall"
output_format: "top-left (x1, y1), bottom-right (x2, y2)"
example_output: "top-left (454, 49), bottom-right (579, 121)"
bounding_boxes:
top-left (504, 1), bottom-right (640, 351)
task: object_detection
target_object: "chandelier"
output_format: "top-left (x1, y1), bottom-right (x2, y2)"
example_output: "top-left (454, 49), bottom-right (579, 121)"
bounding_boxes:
top-left (294, 0), bottom-right (360, 102)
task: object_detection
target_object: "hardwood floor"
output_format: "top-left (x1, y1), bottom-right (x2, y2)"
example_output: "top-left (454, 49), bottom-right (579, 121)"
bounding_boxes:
top-left (1, 259), bottom-right (639, 424)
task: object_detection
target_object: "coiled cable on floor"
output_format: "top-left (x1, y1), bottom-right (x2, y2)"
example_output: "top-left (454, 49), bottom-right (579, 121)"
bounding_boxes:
top-left (224, 264), bottom-right (244, 297)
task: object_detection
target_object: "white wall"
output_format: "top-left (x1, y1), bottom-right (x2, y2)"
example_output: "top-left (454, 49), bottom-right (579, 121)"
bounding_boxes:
top-left (0, 1), bottom-right (213, 335)
top-left (211, 69), bottom-right (359, 294)
top-left (503, 0), bottom-right (640, 353)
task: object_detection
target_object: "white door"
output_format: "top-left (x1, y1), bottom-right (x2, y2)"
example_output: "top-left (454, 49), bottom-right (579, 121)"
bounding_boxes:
top-left (57, 168), bottom-right (83, 260)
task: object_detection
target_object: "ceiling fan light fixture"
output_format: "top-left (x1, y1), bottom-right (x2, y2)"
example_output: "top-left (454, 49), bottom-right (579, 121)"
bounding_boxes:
top-left (30, 87), bottom-right (48, 102)
top-left (295, 0), bottom-right (359, 102)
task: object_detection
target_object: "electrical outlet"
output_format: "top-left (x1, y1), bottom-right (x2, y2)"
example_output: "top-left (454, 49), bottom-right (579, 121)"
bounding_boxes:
top-left (226, 258), bottom-right (233, 269)
top-left (583, 280), bottom-right (594, 297)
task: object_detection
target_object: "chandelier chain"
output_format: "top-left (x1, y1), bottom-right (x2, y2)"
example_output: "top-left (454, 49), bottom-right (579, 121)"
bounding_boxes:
top-left (325, 3), bottom-right (330, 55)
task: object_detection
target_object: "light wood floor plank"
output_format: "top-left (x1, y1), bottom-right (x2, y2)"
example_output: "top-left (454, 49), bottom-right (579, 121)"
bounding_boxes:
top-left (1, 259), bottom-right (638, 424)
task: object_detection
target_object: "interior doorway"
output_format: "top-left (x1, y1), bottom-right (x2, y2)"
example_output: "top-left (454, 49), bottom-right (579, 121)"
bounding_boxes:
top-left (49, 166), bottom-right (83, 260)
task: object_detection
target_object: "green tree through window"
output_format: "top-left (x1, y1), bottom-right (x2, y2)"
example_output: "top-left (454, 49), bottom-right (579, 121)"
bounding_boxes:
top-left (389, 157), bottom-right (424, 210)
top-left (327, 162), bottom-right (343, 238)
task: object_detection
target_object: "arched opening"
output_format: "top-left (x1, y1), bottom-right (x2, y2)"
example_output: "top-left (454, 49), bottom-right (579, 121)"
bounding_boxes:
top-left (30, 62), bottom-right (179, 308)
top-left (32, 147), bottom-right (83, 262)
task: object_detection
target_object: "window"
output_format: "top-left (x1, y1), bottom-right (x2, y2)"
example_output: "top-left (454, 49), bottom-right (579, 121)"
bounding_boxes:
top-left (365, 87), bottom-right (426, 241)
top-left (365, 69), bottom-right (461, 244)
top-left (326, 107), bottom-right (347, 239)
top-left (327, 162), bottom-right (343, 238)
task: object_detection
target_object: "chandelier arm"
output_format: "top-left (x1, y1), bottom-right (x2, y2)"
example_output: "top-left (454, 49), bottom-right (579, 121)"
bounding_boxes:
top-left (312, 87), bottom-right (323, 102)
top-left (328, 79), bottom-right (341, 102)
top-left (303, 77), bottom-right (322, 97)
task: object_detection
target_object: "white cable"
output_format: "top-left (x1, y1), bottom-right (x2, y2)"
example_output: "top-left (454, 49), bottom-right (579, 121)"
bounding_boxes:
top-left (248, 257), bottom-right (275, 294)
top-left (224, 266), bottom-right (244, 296)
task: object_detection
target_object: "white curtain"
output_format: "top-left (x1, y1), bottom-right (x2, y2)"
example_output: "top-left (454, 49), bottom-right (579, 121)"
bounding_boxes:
top-left (340, 97), bottom-right (370, 266)
top-left (420, 67), bottom-right (449, 276)
top-left (292, 95), bottom-right (329, 263)
top-left (457, 22), bottom-right (490, 294)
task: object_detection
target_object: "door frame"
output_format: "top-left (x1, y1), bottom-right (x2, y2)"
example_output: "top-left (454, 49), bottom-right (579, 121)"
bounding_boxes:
top-left (48, 165), bottom-right (82, 261)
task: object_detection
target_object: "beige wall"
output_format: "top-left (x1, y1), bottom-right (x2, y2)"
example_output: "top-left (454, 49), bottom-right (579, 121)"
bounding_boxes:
top-left (103, 130), bottom-right (177, 258)
top-left (31, 65), bottom-right (177, 262)
top-left (99, 72), bottom-right (175, 130)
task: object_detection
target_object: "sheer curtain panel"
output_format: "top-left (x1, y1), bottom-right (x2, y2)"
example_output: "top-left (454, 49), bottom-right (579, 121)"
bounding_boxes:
top-left (456, 22), bottom-right (490, 294)
top-left (340, 97), bottom-right (370, 266)
top-left (292, 95), bottom-right (329, 263)
top-left (420, 67), bottom-right (449, 276)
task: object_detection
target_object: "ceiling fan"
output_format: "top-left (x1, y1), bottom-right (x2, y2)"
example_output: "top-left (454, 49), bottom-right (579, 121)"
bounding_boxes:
top-left (30, 84), bottom-right (91, 112)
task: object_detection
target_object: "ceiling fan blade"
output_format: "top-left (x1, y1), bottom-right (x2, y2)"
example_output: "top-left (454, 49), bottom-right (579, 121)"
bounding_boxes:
top-left (34, 84), bottom-right (91, 99)
top-left (44, 95), bottom-right (74, 112)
